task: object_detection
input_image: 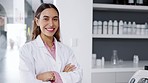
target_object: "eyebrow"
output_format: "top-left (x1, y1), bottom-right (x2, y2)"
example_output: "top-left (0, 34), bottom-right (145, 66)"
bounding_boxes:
top-left (43, 15), bottom-right (59, 18)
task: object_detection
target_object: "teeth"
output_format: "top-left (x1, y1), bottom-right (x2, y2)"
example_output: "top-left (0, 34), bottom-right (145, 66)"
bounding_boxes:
top-left (47, 28), bottom-right (54, 31)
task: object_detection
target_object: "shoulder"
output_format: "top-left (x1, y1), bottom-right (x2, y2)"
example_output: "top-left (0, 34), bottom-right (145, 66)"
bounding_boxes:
top-left (19, 40), bottom-right (36, 54)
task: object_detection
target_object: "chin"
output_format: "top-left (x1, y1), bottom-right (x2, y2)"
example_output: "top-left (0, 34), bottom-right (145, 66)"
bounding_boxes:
top-left (45, 34), bottom-right (54, 37)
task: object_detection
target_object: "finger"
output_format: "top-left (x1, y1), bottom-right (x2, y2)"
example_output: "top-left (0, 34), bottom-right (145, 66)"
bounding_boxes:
top-left (65, 65), bottom-right (73, 71)
top-left (65, 63), bottom-right (71, 68)
top-left (67, 65), bottom-right (76, 72)
top-left (63, 63), bottom-right (71, 72)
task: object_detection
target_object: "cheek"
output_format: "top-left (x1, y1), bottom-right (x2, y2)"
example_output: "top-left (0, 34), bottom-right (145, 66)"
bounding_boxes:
top-left (55, 22), bottom-right (59, 27)
top-left (39, 21), bottom-right (47, 27)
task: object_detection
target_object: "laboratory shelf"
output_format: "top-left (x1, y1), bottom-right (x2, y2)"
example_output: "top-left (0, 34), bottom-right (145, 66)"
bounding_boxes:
top-left (92, 61), bottom-right (148, 73)
top-left (93, 3), bottom-right (148, 12)
top-left (92, 34), bottom-right (148, 39)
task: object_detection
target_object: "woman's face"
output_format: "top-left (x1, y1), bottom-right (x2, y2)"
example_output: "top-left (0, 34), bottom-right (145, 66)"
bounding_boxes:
top-left (36, 8), bottom-right (59, 37)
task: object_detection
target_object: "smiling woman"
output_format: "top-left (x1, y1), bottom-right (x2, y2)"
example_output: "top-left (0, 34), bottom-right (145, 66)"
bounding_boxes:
top-left (19, 3), bottom-right (83, 83)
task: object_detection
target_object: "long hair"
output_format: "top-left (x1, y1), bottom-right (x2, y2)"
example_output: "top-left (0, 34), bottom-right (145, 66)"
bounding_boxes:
top-left (32, 3), bottom-right (60, 42)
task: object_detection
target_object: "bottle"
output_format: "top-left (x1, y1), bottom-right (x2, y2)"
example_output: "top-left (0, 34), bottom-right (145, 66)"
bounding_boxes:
top-left (144, 23), bottom-right (148, 35)
top-left (127, 21), bottom-right (132, 34)
top-left (93, 20), bottom-right (98, 34)
top-left (108, 20), bottom-right (113, 34)
top-left (128, 0), bottom-right (135, 5)
top-left (133, 55), bottom-right (139, 64)
top-left (113, 20), bottom-right (118, 35)
top-left (119, 20), bottom-right (124, 35)
top-left (123, 21), bottom-right (128, 34)
top-left (97, 21), bottom-right (103, 34)
top-left (111, 50), bottom-right (118, 65)
top-left (103, 21), bottom-right (108, 34)
top-left (131, 22), bottom-right (136, 35)
top-left (136, 24), bottom-right (141, 35)
top-left (136, 0), bottom-right (144, 5)
top-left (96, 59), bottom-right (102, 67)
top-left (138, 0), bottom-right (144, 5)
top-left (101, 57), bottom-right (105, 67)
top-left (92, 54), bottom-right (97, 68)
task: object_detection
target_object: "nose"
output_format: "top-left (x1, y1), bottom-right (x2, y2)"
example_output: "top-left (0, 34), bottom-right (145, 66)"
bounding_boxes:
top-left (48, 18), bottom-right (53, 27)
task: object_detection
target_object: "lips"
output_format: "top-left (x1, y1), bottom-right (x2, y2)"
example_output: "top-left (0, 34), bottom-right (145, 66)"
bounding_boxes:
top-left (46, 28), bottom-right (55, 32)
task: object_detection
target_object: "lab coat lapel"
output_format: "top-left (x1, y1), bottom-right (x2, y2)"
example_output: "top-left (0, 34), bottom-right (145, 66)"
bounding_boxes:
top-left (54, 38), bottom-right (62, 72)
top-left (35, 36), bottom-right (61, 72)
top-left (35, 36), bottom-right (53, 70)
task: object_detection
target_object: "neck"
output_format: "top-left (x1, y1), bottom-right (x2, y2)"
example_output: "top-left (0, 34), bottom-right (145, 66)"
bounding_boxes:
top-left (40, 34), bottom-right (54, 48)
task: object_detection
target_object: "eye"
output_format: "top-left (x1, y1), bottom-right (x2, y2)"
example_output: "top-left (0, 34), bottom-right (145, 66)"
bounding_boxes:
top-left (53, 18), bottom-right (58, 21)
top-left (43, 17), bottom-right (49, 21)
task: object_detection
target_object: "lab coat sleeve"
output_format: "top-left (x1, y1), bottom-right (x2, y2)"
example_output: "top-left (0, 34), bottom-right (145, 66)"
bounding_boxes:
top-left (59, 48), bottom-right (83, 83)
top-left (19, 44), bottom-right (50, 83)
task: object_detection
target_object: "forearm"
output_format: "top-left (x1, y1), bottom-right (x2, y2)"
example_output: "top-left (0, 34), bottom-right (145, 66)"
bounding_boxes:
top-left (59, 68), bottom-right (83, 83)
top-left (20, 70), bottom-right (50, 83)
top-left (36, 71), bottom-right (55, 82)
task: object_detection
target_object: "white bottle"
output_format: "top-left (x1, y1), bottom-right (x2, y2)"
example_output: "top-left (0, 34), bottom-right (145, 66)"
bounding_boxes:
top-left (123, 21), bottom-right (128, 34)
top-left (113, 20), bottom-right (118, 35)
top-left (128, 0), bottom-right (134, 5)
top-left (133, 55), bottom-right (139, 64)
top-left (97, 21), bottom-right (103, 34)
top-left (131, 22), bottom-right (136, 35)
top-left (93, 20), bottom-right (98, 34)
top-left (145, 23), bottom-right (148, 35)
top-left (119, 20), bottom-right (123, 35)
top-left (138, 0), bottom-right (143, 5)
top-left (103, 21), bottom-right (108, 34)
top-left (101, 57), bottom-right (105, 67)
top-left (92, 54), bottom-right (97, 68)
top-left (111, 50), bottom-right (118, 65)
top-left (108, 20), bottom-right (113, 34)
top-left (127, 21), bottom-right (132, 34)
top-left (96, 59), bottom-right (102, 67)
top-left (136, 24), bottom-right (141, 35)
top-left (141, 24), bottom-right (145, 35)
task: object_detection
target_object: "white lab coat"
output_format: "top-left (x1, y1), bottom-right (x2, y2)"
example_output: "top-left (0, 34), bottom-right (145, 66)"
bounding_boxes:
top-left (19, 35), bottom-right (83, 83)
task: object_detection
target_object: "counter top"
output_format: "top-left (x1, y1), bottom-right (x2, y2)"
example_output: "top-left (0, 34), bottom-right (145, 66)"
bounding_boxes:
top-left (92, 61), bottom-right (148, 73)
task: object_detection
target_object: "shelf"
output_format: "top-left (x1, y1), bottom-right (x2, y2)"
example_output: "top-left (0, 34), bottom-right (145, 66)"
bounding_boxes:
top-left (93, 3), bottom-right (148, 12)
top-left (92, 61), bottom-right (148, 73)
top-left (92, 34), bottom-right (148, 39)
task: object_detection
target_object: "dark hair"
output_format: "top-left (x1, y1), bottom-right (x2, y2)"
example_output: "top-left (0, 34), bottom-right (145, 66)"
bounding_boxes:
top-left (32, 3), bottom-right (60, 42)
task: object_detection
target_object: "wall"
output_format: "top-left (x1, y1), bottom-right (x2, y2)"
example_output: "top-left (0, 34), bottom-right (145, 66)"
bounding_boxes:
top-left (93, 38), bottom-right (148, 61)
top-left (0, 0), bottom-right (13, 17)
top-left (0, 0), bottom-right (13, 23)
top-left (55, 0), bottom-right (92, 83)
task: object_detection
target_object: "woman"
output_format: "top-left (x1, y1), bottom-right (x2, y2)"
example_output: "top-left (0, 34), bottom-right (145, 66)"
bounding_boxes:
top-left (19, 3), bottom-right (82, 83)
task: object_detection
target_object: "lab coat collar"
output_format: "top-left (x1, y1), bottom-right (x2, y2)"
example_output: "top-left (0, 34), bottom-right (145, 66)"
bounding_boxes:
top-left (35, 35), bottom-right (58, 48)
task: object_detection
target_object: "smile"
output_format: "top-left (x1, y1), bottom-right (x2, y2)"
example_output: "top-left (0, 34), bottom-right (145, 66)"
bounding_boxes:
top-left (46, 28), bottom-right (55, 32)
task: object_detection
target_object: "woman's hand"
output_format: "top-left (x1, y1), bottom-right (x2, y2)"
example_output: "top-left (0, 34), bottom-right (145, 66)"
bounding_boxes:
top-left (63, 63), bottom-right (76, 72)
top-left (36, 71), bottom-right (55, 82)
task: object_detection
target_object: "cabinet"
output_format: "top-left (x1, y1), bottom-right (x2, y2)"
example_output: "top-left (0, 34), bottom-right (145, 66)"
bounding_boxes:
top-left (93, 3), bottom-right (148, 38)
top-left (92, 72), bottom-right (135, 83)
top-left (92, 3), bottom-right (148, 61)
top-left (92, 2), bottom-right (148, 83)
top-left (116, 72), bottom-right (134, 83)
top-left (91, 61), bottom-right (148, 83)
top-left (92, 72), bottom-right (116, 83)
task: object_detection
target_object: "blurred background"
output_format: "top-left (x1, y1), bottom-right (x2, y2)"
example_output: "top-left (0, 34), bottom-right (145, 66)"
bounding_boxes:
top-left (0, 0), bottom-right (92, 83)
top-left (0, 0), bottom-right (53, 83)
